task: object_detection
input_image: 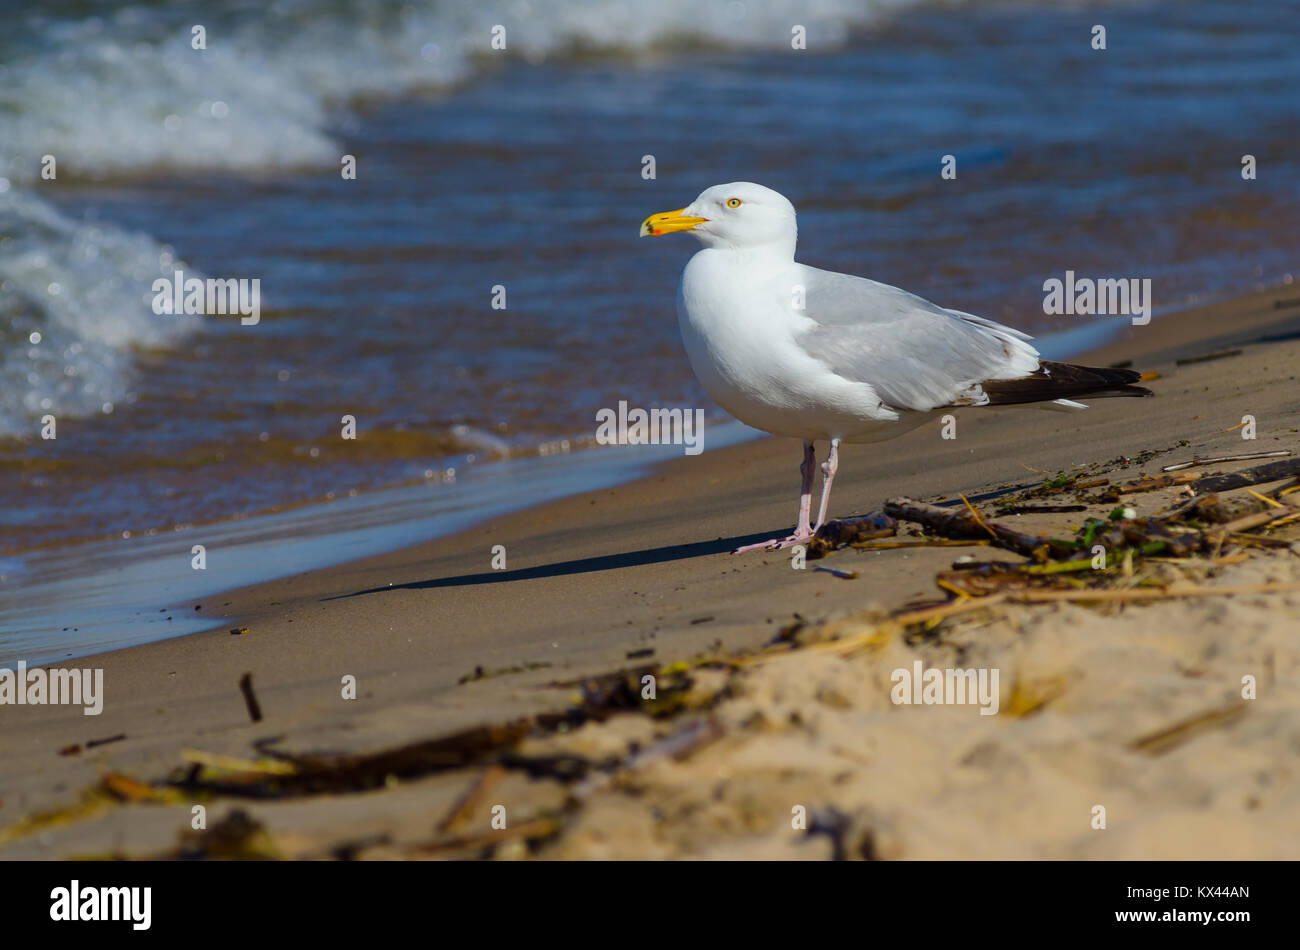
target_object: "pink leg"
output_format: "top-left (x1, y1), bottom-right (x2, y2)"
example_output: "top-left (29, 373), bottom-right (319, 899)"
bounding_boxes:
top-left (733, 441), bottom-right (817, 554)
top-left (813, 437), bottom-right (841, 530)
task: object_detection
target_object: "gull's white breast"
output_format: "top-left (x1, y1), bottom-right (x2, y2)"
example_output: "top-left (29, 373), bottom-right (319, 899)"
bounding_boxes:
top-left (676, 249), bottom-right (927, 442)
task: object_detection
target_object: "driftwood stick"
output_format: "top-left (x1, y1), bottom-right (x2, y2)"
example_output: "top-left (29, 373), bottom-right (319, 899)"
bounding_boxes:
top-left (1193, 457), bottom-right (1300, 494)
top-left (238, 673), bottom-right (263, 723)
top-left (883, 497), bottom-right (1070, 560)
top-left (1162, 450), bottom-right (1291, 472)
top-left (1129, 703), bottom-right (1249, 755)
top-left (889, 594), bottom-right (1007, 625)
top-left (181, 749), bottom-right (297, 775)
top-left (1210, 506), bottom-right (1299, 538)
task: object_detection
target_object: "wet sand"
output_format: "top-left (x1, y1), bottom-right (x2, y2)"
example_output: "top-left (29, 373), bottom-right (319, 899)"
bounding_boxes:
top-left (2, 285), bottom-right (1299, 858)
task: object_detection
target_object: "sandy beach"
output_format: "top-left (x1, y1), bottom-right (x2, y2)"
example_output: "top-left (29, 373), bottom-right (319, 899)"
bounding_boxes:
top-left (2, 285), bottom-right (1298, 859)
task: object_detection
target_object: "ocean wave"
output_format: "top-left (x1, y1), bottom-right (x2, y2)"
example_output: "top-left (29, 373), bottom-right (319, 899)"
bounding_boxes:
top-left (0, 188), bottom-right (201, 438)
top-left (0, 0), bottom-right (923, 435)
top-left (0, 0), bottom-right (921, 181)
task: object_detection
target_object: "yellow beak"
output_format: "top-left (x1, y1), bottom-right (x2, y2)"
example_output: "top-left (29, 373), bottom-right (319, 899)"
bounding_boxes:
top-left (640, 208), bottom-right (708, 237)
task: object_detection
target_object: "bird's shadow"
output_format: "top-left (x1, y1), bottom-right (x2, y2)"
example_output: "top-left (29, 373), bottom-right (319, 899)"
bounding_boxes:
top-left (326, 529), bottom-right (785, 600)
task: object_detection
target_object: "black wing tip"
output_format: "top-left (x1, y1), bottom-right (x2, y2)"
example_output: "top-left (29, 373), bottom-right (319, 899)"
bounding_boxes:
top-left (982, 361), bottom-right (1155, 406)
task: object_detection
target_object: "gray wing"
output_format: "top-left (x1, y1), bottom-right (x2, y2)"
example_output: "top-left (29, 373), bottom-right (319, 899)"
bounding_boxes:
top-left (795, 266), bottom-right (1041, 412)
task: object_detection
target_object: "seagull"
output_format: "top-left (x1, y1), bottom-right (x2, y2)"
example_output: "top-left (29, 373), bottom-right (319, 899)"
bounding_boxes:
top-left (640, 182), bottom-right (1151, 553)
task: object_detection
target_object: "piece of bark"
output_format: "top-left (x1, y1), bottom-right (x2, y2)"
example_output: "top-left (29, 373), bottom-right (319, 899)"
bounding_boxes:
top-left (815, 511), bottom-right (896, 544)
top-left (808, 511), bottom-right (896, 555)
top-left (1118, 473), bottom-right (1200, 493)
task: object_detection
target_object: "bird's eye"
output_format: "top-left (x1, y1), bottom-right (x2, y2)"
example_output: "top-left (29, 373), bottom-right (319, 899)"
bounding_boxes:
top-left (725, 198), bottom-right (742, 208)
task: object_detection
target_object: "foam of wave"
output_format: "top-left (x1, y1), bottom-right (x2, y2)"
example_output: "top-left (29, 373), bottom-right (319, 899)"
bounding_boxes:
top-left (0, 0), bottom-right (913, 181)
top-left (0, 188), bottom-right (201, 437)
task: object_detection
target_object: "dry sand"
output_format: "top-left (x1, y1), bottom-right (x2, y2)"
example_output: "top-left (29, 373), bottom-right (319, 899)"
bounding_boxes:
top-left (1, 286), bottom-right (1298, 859)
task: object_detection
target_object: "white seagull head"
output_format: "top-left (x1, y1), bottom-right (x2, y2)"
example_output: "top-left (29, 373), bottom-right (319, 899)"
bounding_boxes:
top-left (641, 181), bottom-right (797, 255)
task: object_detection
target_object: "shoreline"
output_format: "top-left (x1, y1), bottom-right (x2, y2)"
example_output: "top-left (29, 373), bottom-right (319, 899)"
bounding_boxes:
top-left (2, 283), bottom-right (1299, 857)
top-left (0, 419), bottom-right (762, 667)
top-left (6, 279), bottom-right (1293, 667)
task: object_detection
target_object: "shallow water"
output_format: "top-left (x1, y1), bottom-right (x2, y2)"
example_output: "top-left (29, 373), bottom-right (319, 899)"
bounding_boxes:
top-left (0, 419), bottom-right (765, 666)
top-left (1, 0), bottom-right (1298, 658)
